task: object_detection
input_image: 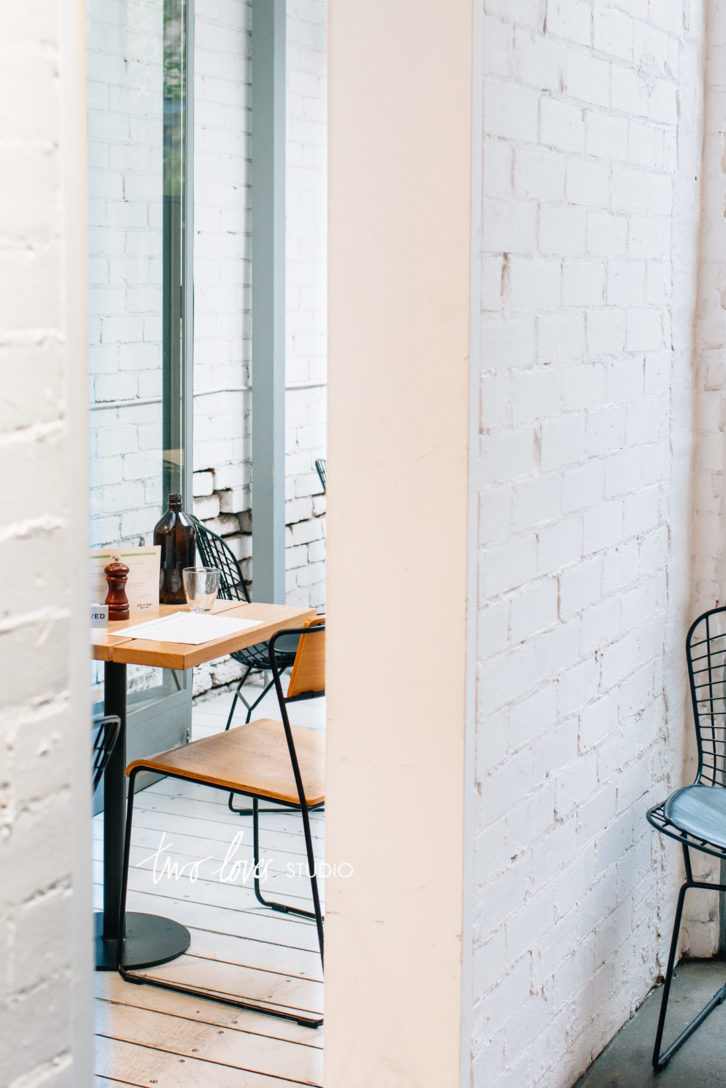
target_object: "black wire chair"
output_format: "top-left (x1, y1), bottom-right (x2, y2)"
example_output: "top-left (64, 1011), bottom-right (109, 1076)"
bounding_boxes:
top-left (647, 605), bottom-right (726, 1071)
top-left (191, 516), bottom-right (302, 815)
top-left (192, 516), bottom-right (299, 726)
top-left (314, 458), bottom-right (326, 493)
top-left (118, 622), bottom-right (326, 1028)
top-left (93, 714), bottom-right (121, 793)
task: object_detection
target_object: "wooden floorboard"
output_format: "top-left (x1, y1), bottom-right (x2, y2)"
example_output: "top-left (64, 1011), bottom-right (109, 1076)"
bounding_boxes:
top-left (94, 695), bottom-right (324, 1087)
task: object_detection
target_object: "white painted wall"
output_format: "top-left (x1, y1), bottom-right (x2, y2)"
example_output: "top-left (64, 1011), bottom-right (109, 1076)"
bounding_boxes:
top-left (192, 0), bottom-right (327, 694)
top-left (284, 0), bottom-right (327, 611)
top-left (87, 0), bottom-right (326, 621)
top-left (0, 1), bottom-right (92, 1083)
top-left (471, 2), bottom-right (703, 1084)
top-left (87, 0), bottom-right (165, 547)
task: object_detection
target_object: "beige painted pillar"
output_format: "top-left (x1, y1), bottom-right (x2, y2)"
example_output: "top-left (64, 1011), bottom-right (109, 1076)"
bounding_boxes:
top-left (326, 1), bottom-right (474, 1082)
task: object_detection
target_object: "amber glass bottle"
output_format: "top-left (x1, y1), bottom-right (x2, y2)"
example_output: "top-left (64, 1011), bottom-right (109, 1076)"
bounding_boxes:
top-left (154, 494), bottom-right (196, 604)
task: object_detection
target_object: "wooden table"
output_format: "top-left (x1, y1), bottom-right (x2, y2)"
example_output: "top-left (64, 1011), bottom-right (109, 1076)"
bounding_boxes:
top-left (92, 600), bottom-right (316, 971)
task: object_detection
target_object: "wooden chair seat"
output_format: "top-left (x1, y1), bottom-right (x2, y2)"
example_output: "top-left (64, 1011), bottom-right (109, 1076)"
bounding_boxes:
top-left (127, 718), bottom-right (325, 807)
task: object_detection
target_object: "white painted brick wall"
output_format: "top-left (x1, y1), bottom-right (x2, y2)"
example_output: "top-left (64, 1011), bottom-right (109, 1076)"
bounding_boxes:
top-left (192, 0), bottom-right (327, 696)
top-left (86, 0), bottom-right (326, 698)
top-left (285, 0), bottom-right (327, 607)
top-left (87, 0), bottom-right (165, 549)
top-left (472, 1), bottom-right (703, 1084)
top-left (0, 4), bottom-right (88, 1084)
top-left (88, 0), bottom-right (326, 626)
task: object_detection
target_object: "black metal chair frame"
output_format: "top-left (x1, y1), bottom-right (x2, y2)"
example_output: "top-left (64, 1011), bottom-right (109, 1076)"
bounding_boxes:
top-left (191, 516), bottom-right (300, 815)
top-left (117, 624), bottom-right (325, 1029)
top-left (647, 605), bottom-right (726, 1071)
top-left (93, 714), bottom-right (121, 793)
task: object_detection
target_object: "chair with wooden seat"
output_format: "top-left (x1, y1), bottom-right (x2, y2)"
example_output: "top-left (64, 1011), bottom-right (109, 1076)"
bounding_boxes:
top-left (117, 620), bottom-right (325, 1028)
top-left (647, 605), bottom-right (726, 1071)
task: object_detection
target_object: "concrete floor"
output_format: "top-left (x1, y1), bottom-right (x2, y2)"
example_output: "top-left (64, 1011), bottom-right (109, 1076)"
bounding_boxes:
top-left (575, 960), bottom-right (726, 1087)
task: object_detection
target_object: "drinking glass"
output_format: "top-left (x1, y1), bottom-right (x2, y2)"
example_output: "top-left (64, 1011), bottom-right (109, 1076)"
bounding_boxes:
top-left (182, 567), bottom-right (220, 612)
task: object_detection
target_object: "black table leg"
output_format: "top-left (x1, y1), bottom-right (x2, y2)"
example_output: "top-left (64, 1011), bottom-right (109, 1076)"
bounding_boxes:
top-left (95, 660), bottom-right (190, 971)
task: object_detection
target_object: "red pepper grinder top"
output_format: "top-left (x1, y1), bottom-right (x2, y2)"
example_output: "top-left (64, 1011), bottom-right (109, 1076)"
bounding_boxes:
top-left (104, 556), bottom-right (130, 621)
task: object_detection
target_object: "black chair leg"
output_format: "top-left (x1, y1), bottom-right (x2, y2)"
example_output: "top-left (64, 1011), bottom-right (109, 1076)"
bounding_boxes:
top-left (653, 877), bottom-right (726, 1072)
top-left (118, 770), bottom-right (137, 980)
top-left (224, 668), bottom-right (253, 732)
top-left (228, 672), bottom-right (296, 817)
top-left (252, 798), bottom-right (324, 938)
top-left (119, 774), bottom-right (322, 1028)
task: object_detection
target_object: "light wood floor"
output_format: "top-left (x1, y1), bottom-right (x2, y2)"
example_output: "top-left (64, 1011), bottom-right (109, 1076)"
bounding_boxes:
top-left (94, 687), bottom-right (325, 1087)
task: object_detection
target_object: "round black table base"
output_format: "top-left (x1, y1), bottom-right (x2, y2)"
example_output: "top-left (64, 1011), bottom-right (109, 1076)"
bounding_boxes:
top-left (95, 911), bottom-right (191, 971)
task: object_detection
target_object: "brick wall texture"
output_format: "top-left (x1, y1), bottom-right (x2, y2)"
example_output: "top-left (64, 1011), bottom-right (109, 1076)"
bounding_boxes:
top-left (87, 0), bottom-right (327, 599)
top-left (192, 0), bottom-right (326, 695)
top-left (0, 4), bottom-right (84, 1085)
top-left (86, 0), bottom-right (327, 696)
top-left (471, 1), bottom-right (710, 1084)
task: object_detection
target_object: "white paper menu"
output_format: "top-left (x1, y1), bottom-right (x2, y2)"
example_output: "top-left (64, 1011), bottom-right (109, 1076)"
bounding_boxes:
top-left (120, 612), bottom-right (262, 645)
top-left (90, 546), bottom-right (161, 615)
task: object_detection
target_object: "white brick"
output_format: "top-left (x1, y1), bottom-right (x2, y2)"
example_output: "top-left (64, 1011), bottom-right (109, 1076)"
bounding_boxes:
top-left (539, 204), bottom-right (587, 255)
top-left (508, 257), bottom-right (562, 311)
top-left (537, 312), bottom-right (585, 363)
top-left (628, 216), bottom-right (666, 260)
top-left (540, 415), bottom-right (586, 471)
top-left (480, 428), bottom-right (537, 482)
top-left (626, 309), bottom-right (664, 352)
top-left (483, 197), bottom-right (538, 253)
top-left (481, 317), bottom-right (536, 369)
top-left (484, 79), bottom-right (540, 141)
top-left (562, 260), bottom-right (605, 306)
top-left (482, 15), bottom-right (513, 78)
top-left (586, 309), bottom-right (626, 356)
top-left (511, 367), bottom-right (563, 424)
top-left (515, 146), bottom-right (566, 202)
top-left (565, 49), bottom-right (610, 107)
top-left (585, 109), bottom-right (628, 160)
top-left (559, 555), bottom-right (602, 617)
top-left (546, 0), bottom-right (593, 46)
top-left (514, 28), bottom-right (564, 92)
top-left (611, 67), bottom-right (649, 118)
top-left (566, 158), bottom-right (609, 208)
top-left (483, 0), bottom-right (545, 29)
top-left (512, 473), bottom-right (562, 529)
top-left (480, 535), bottom-right (537, 597)
top-left (593, 7), bottom-right (633, 61)
top-left (540, 96), bottom-right (586, 153)
top-left (606, 260), bottom-right (645, 306)
top-left (537, 517), bottom-right (583, 574)
top-left (561, 461), bottom-right (605, 513)
top-left (612, 165), bottom-right (671, 216)
top-left (587, 212), bottom-right (627, 257)
top-left (483, 139), bottom-right (514, 198)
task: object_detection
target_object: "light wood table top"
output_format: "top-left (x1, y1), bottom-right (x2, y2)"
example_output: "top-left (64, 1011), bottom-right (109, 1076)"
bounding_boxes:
top-left (91, 601), bottom-right (316, 669)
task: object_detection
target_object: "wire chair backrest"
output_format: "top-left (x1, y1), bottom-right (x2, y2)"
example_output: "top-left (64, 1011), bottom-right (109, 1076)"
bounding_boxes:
top-left (93, 715), bottom-right (121, 792)
top-left (315, 458), bottom-right (327, 493)
top-left (191, 516), bottom-right (251, 603)
top-left (687, 606), bottom-right (726, 788)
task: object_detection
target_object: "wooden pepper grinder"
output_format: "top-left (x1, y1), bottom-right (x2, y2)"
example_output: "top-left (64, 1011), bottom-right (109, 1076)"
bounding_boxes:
top-left (104, 556), bottom-right (130, 621)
